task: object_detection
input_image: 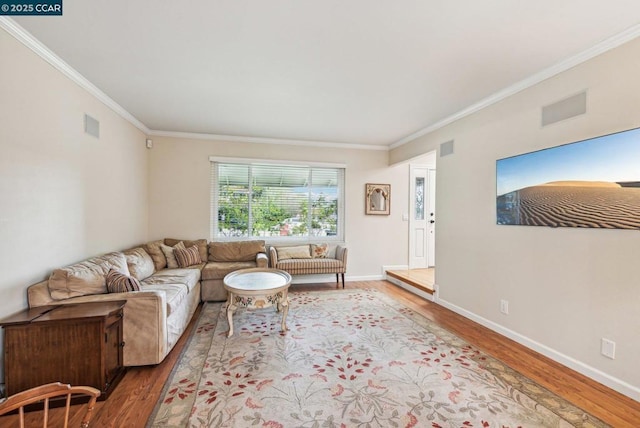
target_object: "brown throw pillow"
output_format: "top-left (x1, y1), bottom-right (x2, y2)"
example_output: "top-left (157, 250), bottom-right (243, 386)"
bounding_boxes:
top-left (174, 245), bottom-right (202, 268)
top-left (106, 269), bottom-right (141, 293)
top-left (144, 239), bottom-right (167, 271)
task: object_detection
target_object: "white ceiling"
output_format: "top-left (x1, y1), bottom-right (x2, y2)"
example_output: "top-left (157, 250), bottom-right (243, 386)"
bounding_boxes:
top-left (9, 1), bottom-right (640, 148)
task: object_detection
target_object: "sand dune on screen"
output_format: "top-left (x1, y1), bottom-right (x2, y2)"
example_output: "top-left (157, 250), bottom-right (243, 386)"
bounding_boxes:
top-left (497, 181), bottom-right (640, 229)
top-left (540, 180), bottom-right (622, 188)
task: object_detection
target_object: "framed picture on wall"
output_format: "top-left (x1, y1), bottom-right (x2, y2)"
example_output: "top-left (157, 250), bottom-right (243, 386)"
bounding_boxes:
top-left (365, 183), bottom-right (390, 215)
top-left (496, 126), bottom-right (640, 229)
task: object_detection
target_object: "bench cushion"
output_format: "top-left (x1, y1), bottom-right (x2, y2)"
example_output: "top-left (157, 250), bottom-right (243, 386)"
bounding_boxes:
top-left (275, 258), bottom-right (345, 275)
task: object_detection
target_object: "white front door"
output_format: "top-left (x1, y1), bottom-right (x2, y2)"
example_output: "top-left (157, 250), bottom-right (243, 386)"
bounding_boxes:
top-left (409, 166), bottom-right (428, 269)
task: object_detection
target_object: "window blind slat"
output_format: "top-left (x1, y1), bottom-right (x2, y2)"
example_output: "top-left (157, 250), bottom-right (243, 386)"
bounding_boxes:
top-left (211, 161), bottom-right (344, 241)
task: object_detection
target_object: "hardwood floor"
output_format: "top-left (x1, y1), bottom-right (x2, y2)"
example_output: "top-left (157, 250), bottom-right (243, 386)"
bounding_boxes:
top-left (2, 280), bottom-right (638, 427)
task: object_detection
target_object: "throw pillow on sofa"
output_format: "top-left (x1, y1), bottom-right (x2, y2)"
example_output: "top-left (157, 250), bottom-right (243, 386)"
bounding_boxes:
top-left (165, 238), bottom-right (208, 264)
top-left (48, 252), bottom-right (129, 300)
top-left (144, 239), bottom-right (167, 271)
top-left (124, 247), bottom-right (155, 280)
top-left (311, 243), bottom-right (329, 258)
top-left (174, 245), bottom-right (202, 268)
top-left (106, 269), bottom-right (141, 293)
top-left (161, 241), bottom-right (186, 269)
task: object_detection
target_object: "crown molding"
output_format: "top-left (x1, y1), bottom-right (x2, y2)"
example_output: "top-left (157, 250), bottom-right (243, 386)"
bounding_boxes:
top-left (148, 129), bottom-right (389, 151)
top-left (390, 23), bottom-right (640, 150)
top-left (1, 17), bottom-right (150, 134)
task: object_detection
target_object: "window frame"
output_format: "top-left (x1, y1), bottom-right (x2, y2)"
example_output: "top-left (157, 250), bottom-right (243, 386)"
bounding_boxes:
top-left (210, 157), bottom-right (346, 243)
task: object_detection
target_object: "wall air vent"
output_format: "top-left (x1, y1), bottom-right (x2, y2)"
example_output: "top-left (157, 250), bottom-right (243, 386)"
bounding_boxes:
top-left (440, 140), bottom-right (454, 157)
top-left (542, 91), bottom-right (587, 127)
top-left (84, 114), bottom-right (100, 138)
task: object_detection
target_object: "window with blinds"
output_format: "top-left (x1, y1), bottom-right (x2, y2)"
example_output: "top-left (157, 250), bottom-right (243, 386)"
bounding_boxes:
top-left (211, 160), bottom-right (345, 241)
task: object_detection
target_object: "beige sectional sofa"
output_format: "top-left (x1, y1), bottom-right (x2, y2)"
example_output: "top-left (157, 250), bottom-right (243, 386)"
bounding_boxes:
top-left (27, 239), bottom-right (206, 367)
top-left (269, 243), bottom-right (348, 288)
top-left (26, 238), bottom-right (269, 367)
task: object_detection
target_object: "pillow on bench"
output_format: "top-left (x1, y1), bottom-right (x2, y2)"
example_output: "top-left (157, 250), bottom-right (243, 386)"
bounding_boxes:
top-left (276, 245), bottom-right (312, 260)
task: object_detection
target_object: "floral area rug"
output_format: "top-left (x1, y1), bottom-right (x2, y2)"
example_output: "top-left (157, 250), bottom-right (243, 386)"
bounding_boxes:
top-left (147, 289), bottom-right (607, 428)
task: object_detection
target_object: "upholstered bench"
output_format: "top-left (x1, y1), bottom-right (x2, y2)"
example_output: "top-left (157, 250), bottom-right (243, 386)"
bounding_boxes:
top-left (269, 244), bottom-right (348, 288)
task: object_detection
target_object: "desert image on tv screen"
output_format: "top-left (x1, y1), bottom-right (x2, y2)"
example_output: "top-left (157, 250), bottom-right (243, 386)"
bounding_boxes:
top-left (496, 127), bottom-right (640, 229)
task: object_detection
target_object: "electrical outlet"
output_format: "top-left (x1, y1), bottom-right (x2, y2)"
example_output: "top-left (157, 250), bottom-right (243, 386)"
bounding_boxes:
top-left (500, 299), bottom-right (509, 315)
top-left (601, 338), bottom-right (616, 359)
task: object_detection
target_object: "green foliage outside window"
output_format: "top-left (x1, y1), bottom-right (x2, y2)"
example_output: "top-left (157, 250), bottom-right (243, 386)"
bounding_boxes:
top-left (213, 163), bottom-right (342, 239)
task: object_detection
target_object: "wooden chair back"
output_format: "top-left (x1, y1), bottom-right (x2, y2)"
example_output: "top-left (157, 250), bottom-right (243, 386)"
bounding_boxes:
top-left (0, 382), bottom-right (100, 428)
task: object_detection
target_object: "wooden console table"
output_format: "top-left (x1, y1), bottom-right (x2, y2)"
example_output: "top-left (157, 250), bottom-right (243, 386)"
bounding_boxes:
top-left (0, 301), bottom-right (126, 400)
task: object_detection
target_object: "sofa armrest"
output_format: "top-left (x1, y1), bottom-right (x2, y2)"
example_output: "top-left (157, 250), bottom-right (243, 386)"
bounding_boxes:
top-left (256, 252), bottom-right (268, 268)
top-left (336, 245), bottom-right (348, 267)
top-left (27, 280), bottom-right (55, 307)
top-left (269, 247), bottom-right (278, 267)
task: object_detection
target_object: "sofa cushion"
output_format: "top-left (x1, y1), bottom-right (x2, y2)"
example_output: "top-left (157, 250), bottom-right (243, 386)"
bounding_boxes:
top-left (277, 245), bottom-right (311, 260)
top-left (48, 252), bottom-right (129, 300)
top-left (124, 247), bottom-right (155, 281)
top-left (106, 269), bottom-right (141, 293)
top-left (161, 241), bottom-right (186, 269)
top-left (208, 240), bottom-right (266, 262)
top-left (142, 267), bottom-right (201, 294)
top-left (140, 283), bottom-right (187, 316)
top-left (165, 238), bottom-right (208, 264)
top-left (175, 245), bottom-right (202, 268)
top-left (144, 240), bottom-right (167, 271)
top-left (202, 261), bottom-right (257, 281)
top-left (310, 243), bottom-right (329, 258)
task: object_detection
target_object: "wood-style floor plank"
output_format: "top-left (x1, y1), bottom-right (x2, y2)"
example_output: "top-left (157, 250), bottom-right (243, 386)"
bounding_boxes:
top-left (1, 281), bottom-right (638, 427)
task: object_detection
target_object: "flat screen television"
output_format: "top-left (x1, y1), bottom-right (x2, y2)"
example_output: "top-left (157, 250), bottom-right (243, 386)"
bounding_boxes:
top-left (496, 127), bottom-right (640, 229)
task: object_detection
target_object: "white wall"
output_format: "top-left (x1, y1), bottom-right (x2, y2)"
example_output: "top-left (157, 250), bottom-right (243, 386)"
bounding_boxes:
top-left (147, 137), bottom-right (410, 279)
top-left (0, 29), bottom-right (149, 382)
top-left (390, 38), bottom-right (640, 399)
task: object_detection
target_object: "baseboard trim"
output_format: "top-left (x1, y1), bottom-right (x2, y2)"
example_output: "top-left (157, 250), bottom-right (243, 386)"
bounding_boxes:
top-left (436, 297), bottom-right (640, 402)
top-left (348, 274), bottom-right (385, 281)
top-left (381, 265), bottom-right (409, 273)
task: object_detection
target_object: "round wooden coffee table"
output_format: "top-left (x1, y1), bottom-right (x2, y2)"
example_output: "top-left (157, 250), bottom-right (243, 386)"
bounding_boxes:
top-left (223, 268), bottom-right (292, 337)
